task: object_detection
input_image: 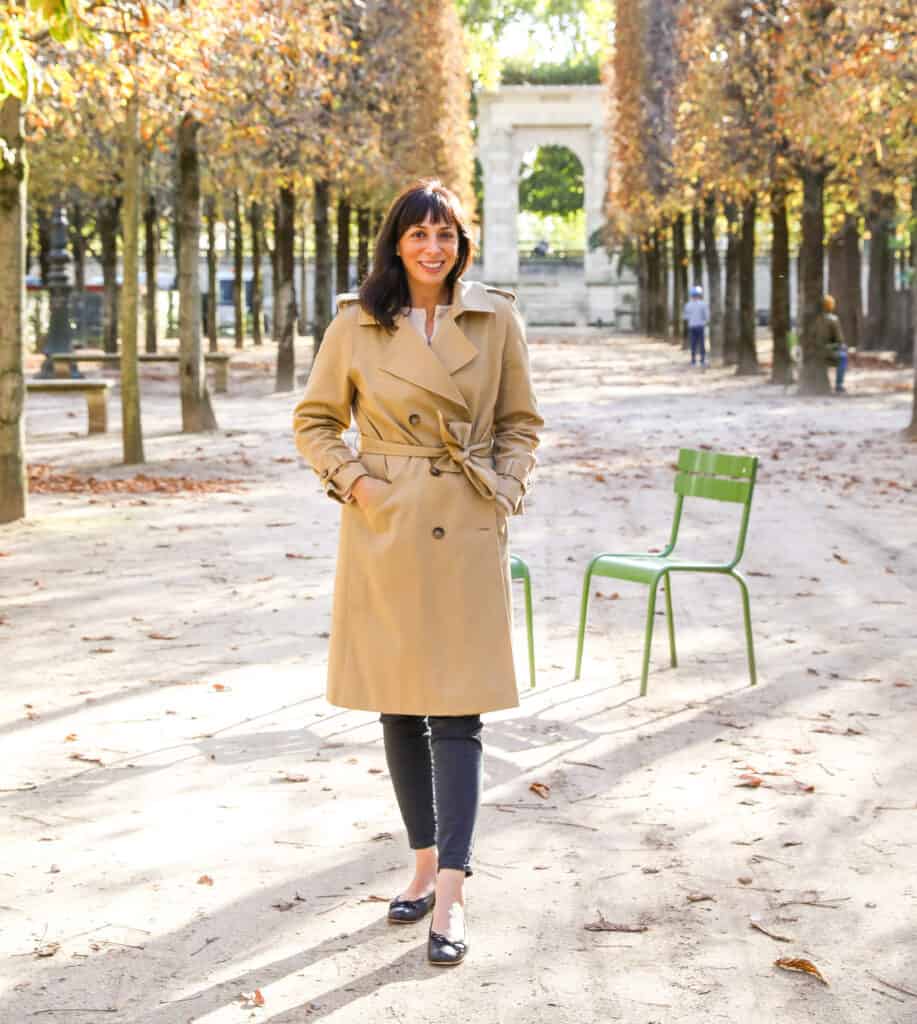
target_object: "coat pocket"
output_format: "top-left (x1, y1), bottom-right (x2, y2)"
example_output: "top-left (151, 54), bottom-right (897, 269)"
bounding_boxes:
top-left (361, 481), bottom-right (397, 533)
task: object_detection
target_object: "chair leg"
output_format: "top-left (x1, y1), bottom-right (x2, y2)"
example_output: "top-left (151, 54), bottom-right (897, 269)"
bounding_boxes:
top-left (639, 577), bottom-right (662, 697)
top-left (732, 571), bottom-right (757, 686)
top-left (522, 572), bottom-right (536, 689)
top-left (663, 573), bottom-right (677, 668)
top-left (573, 562), bottom-right (596, 680)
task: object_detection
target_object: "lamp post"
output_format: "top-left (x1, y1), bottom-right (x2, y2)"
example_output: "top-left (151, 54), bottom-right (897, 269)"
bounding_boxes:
top-left (38, 205), bottom-right (81, 378)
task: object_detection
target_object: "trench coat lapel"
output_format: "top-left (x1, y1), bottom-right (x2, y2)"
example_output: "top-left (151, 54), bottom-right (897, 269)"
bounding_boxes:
top-left (379, 318), bottom-right (469, 411)
top-left (371, 281), bottom-right (498, 413)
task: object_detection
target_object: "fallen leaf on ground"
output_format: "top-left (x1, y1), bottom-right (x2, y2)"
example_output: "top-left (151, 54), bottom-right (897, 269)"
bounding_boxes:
top-left (371, 832), bottom-right (393, 841)
top-left (775, 957), bottom-right (828, 985)
top-left (272, 900), bottom-right (296, 911)
top-left (278, 773), bottom-right (309, 783)
top-left (64, 733), bottom-right (77, 742)
top-left (529, 781), bottom-right (551, 799)
top-left (212, 683), bottom-right (227, 692)
top-left (81, 635), bottom-right (114, 642)
top-left (197, 874), bottom-right (214, 886)
top-left (584, 911), bottom-right (648, 933)
top-left (750, 915), bottom-right (793, 942)
top-left (34, 942), bottom-right (60, 958)
top-left (832, 553), bottom-right (849, 565)
top-left (736, 774), bottom-right (763, 788)
top-left (29, 464), bottom-right (244, 495)
top-left (148, 632), bottom-right (178, 640)
top-left (737, 876), bottom-right (754, 885)
top-left (285, 552), bottom-right (313, 560)
top-left (237, 990), bottom-right (265, 1008)
top-left (686, 893), bottom-right (715, 903)
top-left (360, 895), bottom-right (389, 903)
top-left (69, 753), bottom-right (103, 765)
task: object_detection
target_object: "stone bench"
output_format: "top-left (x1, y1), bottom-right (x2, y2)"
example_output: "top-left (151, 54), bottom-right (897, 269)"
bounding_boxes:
top-left (50, 351), bottom-right (231, 393)
top-left (26, 379), bottom-right (113, 434)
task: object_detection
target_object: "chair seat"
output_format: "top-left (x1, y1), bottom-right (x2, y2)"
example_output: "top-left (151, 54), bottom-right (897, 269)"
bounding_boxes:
top-left (591, 553), bottom-right (729, 584)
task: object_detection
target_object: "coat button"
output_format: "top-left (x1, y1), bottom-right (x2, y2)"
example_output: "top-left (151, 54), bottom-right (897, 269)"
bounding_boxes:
top-left (430, 465), bottom-right (442, 476)
top-left (408, 413), bottom-right (421, 426)
top-left (432, 526), bottom-right (445, 539)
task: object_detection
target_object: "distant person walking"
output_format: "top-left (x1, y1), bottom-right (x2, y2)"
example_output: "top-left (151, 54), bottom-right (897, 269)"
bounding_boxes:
top-left (683, 285), bottom-right (709, 368)
top-left (815, 294), bottom-right (848, 393)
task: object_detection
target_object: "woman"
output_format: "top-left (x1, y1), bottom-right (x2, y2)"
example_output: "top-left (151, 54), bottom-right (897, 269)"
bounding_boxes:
top-left (292, 180), bottom-right (542, 966)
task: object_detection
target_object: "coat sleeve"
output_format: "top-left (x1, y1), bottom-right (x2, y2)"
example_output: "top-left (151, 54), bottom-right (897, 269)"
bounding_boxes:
top-left (292, 311), bottom-right (368, 504)
top-left (492, 303), bottom-right (543, 514)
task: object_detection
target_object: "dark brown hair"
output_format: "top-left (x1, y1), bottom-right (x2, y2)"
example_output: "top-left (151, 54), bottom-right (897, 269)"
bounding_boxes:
top-left (358, 179), bottom-right (473, 332)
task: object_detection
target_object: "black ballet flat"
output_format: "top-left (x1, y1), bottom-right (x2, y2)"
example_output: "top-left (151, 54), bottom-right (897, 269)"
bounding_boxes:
top-left (427, 923), bottom-right (468, 966)
top-left (387, 891), bottom-right (435, 924)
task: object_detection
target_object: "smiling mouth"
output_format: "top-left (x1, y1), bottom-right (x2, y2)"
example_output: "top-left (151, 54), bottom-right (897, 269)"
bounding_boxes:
top-left (419, 261), bottom-right (446, 272)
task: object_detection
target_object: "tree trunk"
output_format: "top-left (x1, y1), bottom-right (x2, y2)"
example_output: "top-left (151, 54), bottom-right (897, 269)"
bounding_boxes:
top-left (274, 185), bottom-right (296, 392)
top-left (0, 96), bottom-right (27, 524)
top-left (233, 191), bottom-right (244, 349)
top-left (177, 113), bottom-right (217, 431)
top-left (336, 197), bottom-right (351, 296)
top-left (204, 196), bottom-right (218, 353)
top-left (673, 212), bottom-right (687, 344)
top-left (908, 181), bottom-right (916, 438)
top-left (119, 92), bottom-right (144, 464)
top-left (143, 191), bottom-right (158, 353)
top-left (297, 208), bottom-right (308, 337)
top-left (658, 227), bottom-right (670, 337)
top-left (865, 192), bottom-right (894, 350)
top-left (37, 206), bottom-right (51, 284)
top-left (70, 200), bottom-right (87, 346)
top-left (646, 230), bottom-right (659, 335)
top-left (723, 201), bottom-right (740, 366)
top-left (249, 200), bottom-right (262, 347)
top-left (638, 237), bottom-right (649, 334)
top-left (828, 213), bottom-right (862, 351)
top-left (98, 197), bottom-right (121, 354)
top-left (271, 200), bottom-right (280, 343)
top-left (799, 166), bottom-right (830, 395)
top-left (313, 179), bottom-right (332, 356)
top-left (770, 185), bottom-right (791, 385)
top-left (357, 205), bottom-right (371, 285)
top-left (703, 193), bottom-right (723, 360)
top-left (736, 195), bottom-right (759, 375)
top-left (691, 205), bottom-right (703, 286)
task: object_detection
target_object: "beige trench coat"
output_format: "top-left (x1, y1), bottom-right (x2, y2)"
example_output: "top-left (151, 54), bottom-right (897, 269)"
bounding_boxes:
top-left (292, 279), bottom-right (542, 716)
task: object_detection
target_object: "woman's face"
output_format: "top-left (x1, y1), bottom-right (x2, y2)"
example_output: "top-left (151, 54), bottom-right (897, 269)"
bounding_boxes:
top-left (396, 214), bottom-right (460, 295)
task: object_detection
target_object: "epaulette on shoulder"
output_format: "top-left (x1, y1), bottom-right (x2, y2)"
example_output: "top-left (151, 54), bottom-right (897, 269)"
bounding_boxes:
top-left (484, 285), bottom-right (517, 304)
top-left (335, 293), bottom-right (360, 313)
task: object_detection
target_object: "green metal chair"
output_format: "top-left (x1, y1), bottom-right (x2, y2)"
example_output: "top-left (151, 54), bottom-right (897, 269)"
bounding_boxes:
top-left (511, 554), bottom-right (536, 689)
top-left (574, 449), bottom-right (759, 696)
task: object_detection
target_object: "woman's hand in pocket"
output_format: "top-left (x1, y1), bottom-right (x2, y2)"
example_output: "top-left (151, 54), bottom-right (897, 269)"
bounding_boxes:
top-left (352, 476), bottom-right (391, 512)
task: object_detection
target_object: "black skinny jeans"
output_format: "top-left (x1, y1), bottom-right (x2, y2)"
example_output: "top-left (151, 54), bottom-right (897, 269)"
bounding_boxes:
top-left (380, 714), bottom-right (483, 876)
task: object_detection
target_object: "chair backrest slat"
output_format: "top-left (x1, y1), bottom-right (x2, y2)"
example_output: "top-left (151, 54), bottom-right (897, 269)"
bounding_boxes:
top-left (668, 448), bottom-right (758, 566)
top-left (674, 472), bottom-right (751, 503)
top-left (677, 449), bottom-right (755, 479)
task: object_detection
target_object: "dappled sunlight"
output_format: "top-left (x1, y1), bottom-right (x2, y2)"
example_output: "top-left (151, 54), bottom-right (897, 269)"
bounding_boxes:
top-left (3, 330), bottom-right (914, 1021)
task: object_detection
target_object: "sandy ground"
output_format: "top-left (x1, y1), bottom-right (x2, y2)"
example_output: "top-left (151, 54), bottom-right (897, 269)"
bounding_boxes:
top-left (2, 330), bottom-right (916, 1024)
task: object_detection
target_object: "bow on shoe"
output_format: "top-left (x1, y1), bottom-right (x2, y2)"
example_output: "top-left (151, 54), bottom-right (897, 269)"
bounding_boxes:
top-left (436, 411), bottom-right (499, 500)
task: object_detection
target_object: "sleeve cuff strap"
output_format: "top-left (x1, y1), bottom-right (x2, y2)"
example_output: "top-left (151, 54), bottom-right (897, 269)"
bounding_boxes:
top-left (497, 474), bottom-right (525, 514)
top-left (322, 460), bottom-right (368, 503)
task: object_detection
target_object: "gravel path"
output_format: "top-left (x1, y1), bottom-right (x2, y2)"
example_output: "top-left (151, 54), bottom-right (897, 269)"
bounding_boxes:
top-left (2, 331), bottom-right (915, 1023)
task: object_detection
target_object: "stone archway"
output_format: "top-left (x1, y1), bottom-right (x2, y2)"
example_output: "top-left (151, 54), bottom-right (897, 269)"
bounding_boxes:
top-left (477, 84), bottom-right (627, 324)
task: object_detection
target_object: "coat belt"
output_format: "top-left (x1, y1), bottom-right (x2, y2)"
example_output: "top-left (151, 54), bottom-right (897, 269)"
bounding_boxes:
top-left (359, 412), bottom-right (499, 501)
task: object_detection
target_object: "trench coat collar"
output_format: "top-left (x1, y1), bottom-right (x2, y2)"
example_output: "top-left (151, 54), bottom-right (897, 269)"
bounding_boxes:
top-left (366, 280), bottom-right (496, 413)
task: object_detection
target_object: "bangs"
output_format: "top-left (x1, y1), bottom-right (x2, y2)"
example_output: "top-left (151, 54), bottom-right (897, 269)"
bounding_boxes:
top-left (394, 188), bottom-right (462, 237)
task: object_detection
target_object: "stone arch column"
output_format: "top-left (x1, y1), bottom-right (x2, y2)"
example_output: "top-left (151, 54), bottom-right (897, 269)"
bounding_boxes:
top-left (482, 129), bottom-right (519, 285)
top-left (585, 126), bottom-right (611, 283)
